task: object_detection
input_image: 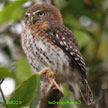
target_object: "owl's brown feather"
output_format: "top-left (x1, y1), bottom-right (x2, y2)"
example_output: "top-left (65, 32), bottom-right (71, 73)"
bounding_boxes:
top-left (43, 21), bottom-right (93, 105)
top-left (22, 3), bottom-right (94, 105)
top-left (45, 22), bottom-right (87, 78)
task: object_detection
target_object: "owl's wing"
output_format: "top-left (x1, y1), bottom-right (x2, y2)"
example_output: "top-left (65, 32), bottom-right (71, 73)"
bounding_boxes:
top-left (45, 22), bottom-right (87, 78)
top-left (44, 22), bottom-right (94, 105)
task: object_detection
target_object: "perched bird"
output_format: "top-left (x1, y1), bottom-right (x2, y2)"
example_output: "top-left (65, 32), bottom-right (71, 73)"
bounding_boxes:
top-left (21, 3), bottom-right (93, 105)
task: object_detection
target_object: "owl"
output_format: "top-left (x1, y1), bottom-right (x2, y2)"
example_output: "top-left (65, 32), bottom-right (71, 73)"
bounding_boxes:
top-left (21, 3), bottom-right (93, 105)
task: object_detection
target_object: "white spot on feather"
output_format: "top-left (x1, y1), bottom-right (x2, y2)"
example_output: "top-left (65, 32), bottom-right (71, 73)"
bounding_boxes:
top-left (50, 32), bottom-right (54, 36)
top-left (75, 57), bottom-right (79, 60)
top-left (70, 46), bottom-right (72, 48)
top-left (63, 41), bottom-right (67, 46)
top-left (70, 52), bottom-right (75, 55)
top-left (62, 37), bottom-right (65, 40)
top-left (79, 63), bottom-right (82, 66)
top-left (76, 54), bottom-right (81, 58)
top-left (66, 48), bottom-right (68, 50)
top-left (80, 60), bottom-right (85, 65)
top-left (56, 34), bottom-right (59, 39)
top-left (75, 49), bottom-right (78, 52)
top-left (60, 41), bottom-right (63, 45)
top-left (64, 32), bottom-right (67, 35)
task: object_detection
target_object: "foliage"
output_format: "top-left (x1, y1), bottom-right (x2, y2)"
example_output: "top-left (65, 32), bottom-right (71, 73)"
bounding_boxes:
top-left (0, 0), bottom-right (108, 108)
top-left (15, 58), bottom-right (33, 83)
top-left (0, 67), bottom-right (12, 78)
top-left (8, 74), bottom-right (39, 108)
top-left (0, 0), bottom-right (27, 24)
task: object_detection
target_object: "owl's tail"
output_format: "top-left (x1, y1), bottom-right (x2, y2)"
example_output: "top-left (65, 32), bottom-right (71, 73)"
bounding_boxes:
top-left (80, 78), bottom-right (94, 105)
top-left (67, 78), bottom-right (94, 105)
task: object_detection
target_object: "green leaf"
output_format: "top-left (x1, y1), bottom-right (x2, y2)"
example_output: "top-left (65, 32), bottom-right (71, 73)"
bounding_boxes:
top-left (61, 0), bottom-right (103, 23)
top-left (8, 74), bottom-right (39, 108)
top-left (55, 0), bottom-right (68, 9)
top-left (15, 57), bottom-right (33, 82)
top-left (73, 30), bottom-right (92, 48)
top-left (0, 104), bottom-right (5, 108)
top-left (30, 76), bottom-right (40, 108)
top-left (0, 67), bottom-right (11, 78)
top-left (21, 106), bottom-right (30, 108)
top-left (92, 0), bottom-right (101, 9)
top-left (64, 17), bottom-right (82, 29)
top-left (0, 0), bottom-right (26, 24)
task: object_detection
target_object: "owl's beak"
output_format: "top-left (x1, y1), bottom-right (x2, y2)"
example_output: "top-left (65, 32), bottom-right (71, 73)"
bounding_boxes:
top-left (30, 16), bottom-right (34, 24)
top-left (30, 16), bottom-right (38, 24)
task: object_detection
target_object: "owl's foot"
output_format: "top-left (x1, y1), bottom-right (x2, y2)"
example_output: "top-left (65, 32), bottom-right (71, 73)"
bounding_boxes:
top-left (52, 79), bottom-right (61, 91)
top-left (39, 67), bottom-right (61, 91)
top-left (39, 67), bottom-right (54, 80)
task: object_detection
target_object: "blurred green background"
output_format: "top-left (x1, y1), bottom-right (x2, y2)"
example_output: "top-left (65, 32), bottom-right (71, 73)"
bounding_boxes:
top-left (0, 0), bottom-right (108, 108)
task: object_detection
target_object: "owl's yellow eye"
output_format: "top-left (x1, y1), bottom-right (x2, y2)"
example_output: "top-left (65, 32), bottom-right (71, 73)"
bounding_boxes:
top-left (38, 12), bottom-right (45, 17)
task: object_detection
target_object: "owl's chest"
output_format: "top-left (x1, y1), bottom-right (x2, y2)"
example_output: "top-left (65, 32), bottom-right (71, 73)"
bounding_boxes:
top-left (22, 29), bottom-right (70, 76)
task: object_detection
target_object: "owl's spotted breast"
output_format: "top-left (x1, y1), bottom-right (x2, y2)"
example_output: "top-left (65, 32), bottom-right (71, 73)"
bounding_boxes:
top-left (22, 27), bottom-right (78, 82)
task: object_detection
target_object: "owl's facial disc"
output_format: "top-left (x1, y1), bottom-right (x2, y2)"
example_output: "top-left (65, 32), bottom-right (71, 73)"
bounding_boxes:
top-left (25, 4), bottom-right (63, 24)
top-left (25, 10), bottom-right (47, 24)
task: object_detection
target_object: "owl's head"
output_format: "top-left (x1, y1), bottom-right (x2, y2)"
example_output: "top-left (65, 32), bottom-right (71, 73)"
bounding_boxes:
top-left (24, 4), bottom-right (63, 25)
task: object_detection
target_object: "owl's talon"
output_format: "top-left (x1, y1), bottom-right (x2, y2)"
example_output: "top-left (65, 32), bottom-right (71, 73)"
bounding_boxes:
top-left (39, 67), bottom-right (54, 81)
top-left (52, 80), bottom-right (61, 91)
top-left (40, 74), bottom-right (46, 80)
top-left (39, 68), bottom-right (61, 91)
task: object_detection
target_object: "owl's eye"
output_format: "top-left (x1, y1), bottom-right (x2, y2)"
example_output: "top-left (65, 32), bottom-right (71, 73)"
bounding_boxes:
top-left (38, 11), bottom-right (45, 17)
top-left (25, 15), bottom-right (28, 17)
top-left (25, 13), bottom-right (30, 18)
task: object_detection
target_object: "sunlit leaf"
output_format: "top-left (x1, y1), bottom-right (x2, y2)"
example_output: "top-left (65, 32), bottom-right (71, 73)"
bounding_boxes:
top-left (55, 0), bottom-right (67, 9)
top-left (8, 74), bottom-right (39, 108)
top-left (73, 30), bottom-right (92, 48)
top-left (0, 67), bottom-right (11, 78)
top-left (0, 0), bottom-right (26, 24)
top-left (15, 57), bottom-right (33, 82)
top-left (30, 76), bottom-right (40, 108)
top-left (64, 17), bottom-right (82, 29)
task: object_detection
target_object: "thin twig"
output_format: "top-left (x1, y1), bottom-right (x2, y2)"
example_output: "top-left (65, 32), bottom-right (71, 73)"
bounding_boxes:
top-left (0, 79), bottom-right (4, 85)
top-left (0, 80), bottom-right (8, 108)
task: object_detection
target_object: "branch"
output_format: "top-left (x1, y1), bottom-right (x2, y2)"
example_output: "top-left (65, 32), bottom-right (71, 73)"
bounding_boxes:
top-left (5, 36), bottom-right (24, 60)
top-left (0, 79), bottom-right (4, 85)
top-left (38, 68), bottom-right (63, 108)
top-left (0, 22), bottom-right (25, 60)
top-left (0, 79), bottom-right (8, 108)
